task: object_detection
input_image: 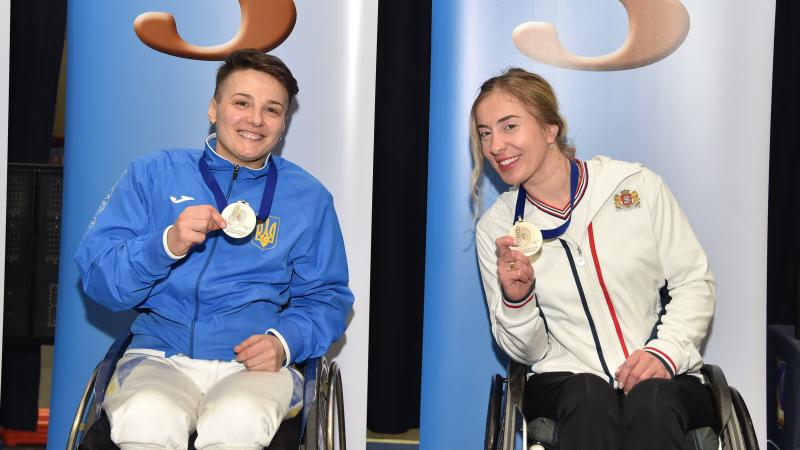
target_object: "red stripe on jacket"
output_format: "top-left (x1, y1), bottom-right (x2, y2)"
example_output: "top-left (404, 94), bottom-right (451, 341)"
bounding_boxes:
top-left (587, 223), bottom-right (630, 359)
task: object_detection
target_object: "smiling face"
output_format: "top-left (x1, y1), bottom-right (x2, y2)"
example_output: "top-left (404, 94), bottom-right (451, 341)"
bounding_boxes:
top-left (475, 89), bottom-right (558, 187)
top-left (208, 68), bottom-right (289, 169)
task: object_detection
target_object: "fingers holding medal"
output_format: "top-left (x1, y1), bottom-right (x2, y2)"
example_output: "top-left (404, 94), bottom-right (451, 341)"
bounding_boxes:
top-left (167, 204), bottom-right (228, 256)
top-left (495, 233), bottom-right (535, 301)
top-left (166, 201), bottom-right (256, 257)
top-left (495, 235), bottom-right (534, 274)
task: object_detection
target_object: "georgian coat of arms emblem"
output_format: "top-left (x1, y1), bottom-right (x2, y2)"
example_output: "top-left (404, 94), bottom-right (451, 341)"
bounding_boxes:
top-left (614, 189), bottom-right (641, 210)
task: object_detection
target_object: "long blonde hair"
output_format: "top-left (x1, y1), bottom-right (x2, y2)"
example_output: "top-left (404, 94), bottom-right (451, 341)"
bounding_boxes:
top-left (469, 68), bottom-right (575, 216)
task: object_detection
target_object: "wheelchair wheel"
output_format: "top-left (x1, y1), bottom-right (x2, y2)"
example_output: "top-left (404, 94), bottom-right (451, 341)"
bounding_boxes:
top-left (485, 374), bottom-right (504, 450)
top-left (484, 362), bottom-right (527, 450)
top-left (302, 357), bottom-right (346, 450)
top-left (325, 362), bottom-right (346, 450)
top-left (720, 387), bottom-right (760, 450)
top-left (729, 387), bottom-right (759, 450)
top-left (66, 364), bottom-right (100, 450)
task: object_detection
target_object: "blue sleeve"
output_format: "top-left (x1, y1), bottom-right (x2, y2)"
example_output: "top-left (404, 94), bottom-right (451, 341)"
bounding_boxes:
top-left (74, 161), bottom-right (177, 311)
top-left (273, 193), bottom-right (354, 364)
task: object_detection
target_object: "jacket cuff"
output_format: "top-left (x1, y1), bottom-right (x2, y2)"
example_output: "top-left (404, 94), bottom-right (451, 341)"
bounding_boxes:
top-left (272, 320), bottom-right (305, 365)
top-left (139, 229), bottom-right (181, 271)
top-left (266, 328), bottom-right (291, 368)
top-left (500, 281), bottom-right (535, 309)
top-left (643, 342), bottom-right (679, 377)
top-left (162, 226), bottom-right (187, 260)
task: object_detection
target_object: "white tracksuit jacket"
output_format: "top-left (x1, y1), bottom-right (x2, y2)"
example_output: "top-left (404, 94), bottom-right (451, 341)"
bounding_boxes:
top-left (476, 156), bottom-right (715, 386)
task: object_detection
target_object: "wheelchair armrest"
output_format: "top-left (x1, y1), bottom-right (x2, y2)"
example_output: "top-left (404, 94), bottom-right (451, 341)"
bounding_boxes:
top-left (92, 333), bottom-right (133, 420)
top-left (700, 364), bottom-right (732, 433)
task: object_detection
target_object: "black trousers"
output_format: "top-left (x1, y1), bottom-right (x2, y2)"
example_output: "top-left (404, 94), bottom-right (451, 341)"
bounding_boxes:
top-left (523, 372), bottom-right (715, 450)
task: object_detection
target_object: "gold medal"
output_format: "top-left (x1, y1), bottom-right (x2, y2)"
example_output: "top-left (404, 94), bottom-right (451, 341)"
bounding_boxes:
top-left (221, 201), bottom-right (257, 239)
top-left (508, 221), bottom-right (543, 260)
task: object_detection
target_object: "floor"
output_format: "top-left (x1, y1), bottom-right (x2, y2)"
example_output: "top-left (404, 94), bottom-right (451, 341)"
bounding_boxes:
top-left (39, 346), bottom-right (53, 408)
top-left (366, 428), bottom-right (419, 450)
top-left (366, 444), bottom-right (418, 450)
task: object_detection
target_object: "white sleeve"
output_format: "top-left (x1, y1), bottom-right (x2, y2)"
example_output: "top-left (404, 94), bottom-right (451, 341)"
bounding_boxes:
top-left (641, 169), bottom-right (715, 376)
top-left (477, 211), bottom-right (549, 366)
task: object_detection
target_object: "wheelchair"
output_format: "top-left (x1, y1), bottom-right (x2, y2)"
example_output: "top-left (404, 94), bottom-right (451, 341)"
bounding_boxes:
top-left (66, 334), bottom-right (346, 450)
top-left (485, 360), bottom-right (759, 450)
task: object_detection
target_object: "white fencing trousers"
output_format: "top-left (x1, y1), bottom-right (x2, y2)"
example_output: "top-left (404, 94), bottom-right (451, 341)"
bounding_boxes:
top-left (102, 350), bottom-right (303, 450)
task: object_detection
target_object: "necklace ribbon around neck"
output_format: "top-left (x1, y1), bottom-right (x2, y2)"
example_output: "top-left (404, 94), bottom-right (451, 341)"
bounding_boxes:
top-left (199, 137), bottom-right (278, 222)
top-left (513, 159), bottom-right (578, 240)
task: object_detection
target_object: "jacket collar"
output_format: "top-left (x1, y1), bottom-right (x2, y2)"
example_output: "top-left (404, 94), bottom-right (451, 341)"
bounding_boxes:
top-left (202, 133), bottom-right (273, 180)
top-left (504, 156), bottom-right (643, 243)
top-left (559, 155), bottom-right (642, 243)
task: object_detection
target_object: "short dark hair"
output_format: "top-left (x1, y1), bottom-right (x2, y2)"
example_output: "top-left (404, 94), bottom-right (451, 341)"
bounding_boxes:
top-left (214, 48), bottom-right (299, 105)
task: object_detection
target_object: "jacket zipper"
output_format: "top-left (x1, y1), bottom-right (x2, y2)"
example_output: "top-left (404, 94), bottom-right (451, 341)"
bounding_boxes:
top-left (575, 244), bottom-right (586, 266)
top-left (559, 239), bottom-right (614, 384)
top-left (190, 164), bottom-right (240, 357)
top-left (565, 228), bottom-right (629, 369)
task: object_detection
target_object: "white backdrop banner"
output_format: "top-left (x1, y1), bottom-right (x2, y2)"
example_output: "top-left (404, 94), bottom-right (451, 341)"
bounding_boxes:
top-left (49, 2), bottom-right (376, 450)
top-left (421, 1), bottom-right (774, 448)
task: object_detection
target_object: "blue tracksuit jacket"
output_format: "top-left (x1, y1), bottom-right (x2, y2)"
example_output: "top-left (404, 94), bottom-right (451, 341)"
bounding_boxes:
top-left (74, 141), bottom-right (354, 363)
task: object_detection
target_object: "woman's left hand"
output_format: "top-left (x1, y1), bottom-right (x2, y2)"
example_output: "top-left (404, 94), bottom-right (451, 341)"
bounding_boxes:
top-left (234, 334), bottom-right (286, 372)
top-left (615, 350), bottom-right (671, 394)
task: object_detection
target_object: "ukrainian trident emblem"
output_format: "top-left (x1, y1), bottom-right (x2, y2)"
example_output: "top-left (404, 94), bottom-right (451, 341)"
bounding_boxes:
top-left (252, 216), bottom-right (280, 250)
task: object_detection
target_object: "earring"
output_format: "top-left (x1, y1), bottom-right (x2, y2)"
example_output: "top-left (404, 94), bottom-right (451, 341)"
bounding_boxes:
top-left (548, 143), bottom-right (556, 151)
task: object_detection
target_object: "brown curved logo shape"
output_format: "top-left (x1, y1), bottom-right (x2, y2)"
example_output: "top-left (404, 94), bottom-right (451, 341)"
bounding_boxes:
top-left (513, 0), bottom-right (690, 71)
top-left (134, 0), bottom-right (297, 61)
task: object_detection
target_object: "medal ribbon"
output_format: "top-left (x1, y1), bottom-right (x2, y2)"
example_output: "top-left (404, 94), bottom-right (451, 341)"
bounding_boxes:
top-left (198, 144), bottom-right (279, 222)
top-left (514, 159), bottom-right (579, 240)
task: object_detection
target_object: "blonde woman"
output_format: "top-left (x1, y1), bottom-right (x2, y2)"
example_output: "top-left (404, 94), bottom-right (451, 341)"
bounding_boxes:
top-left (473, 68), bottom-right (715, 450)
